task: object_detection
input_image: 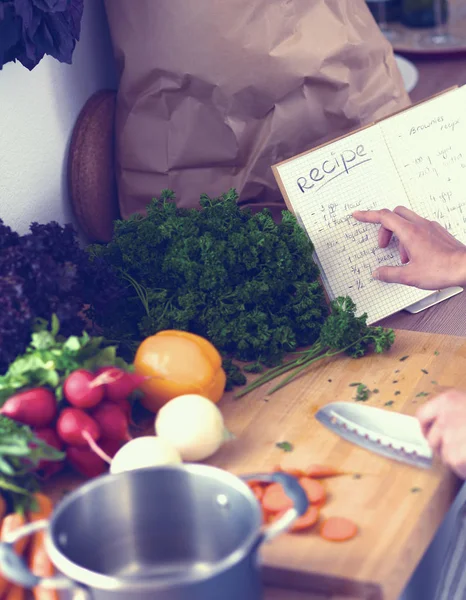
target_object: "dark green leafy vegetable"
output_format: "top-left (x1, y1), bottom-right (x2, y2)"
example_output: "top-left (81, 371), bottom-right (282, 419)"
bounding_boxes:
top-left (355, 384), bottom-right (370, 402)
top-left (87, 189), bottom-right (328, 367)
top-left (243, 361), bottom-right (265, 374)
top-left (0, 218), bottom-right (123, 375)
top-left (0, 316), bottom-right (131, 403)
top-left (235, 297), bottom-right (395, 398)
top-left (0, 416), bottom-right (64, 512)
top-left (222, 359), bottom-right (247, 391)
top-left (276, 441), bottom-right (293, 452)
top-left (416, 392), bottom-right (429, 398)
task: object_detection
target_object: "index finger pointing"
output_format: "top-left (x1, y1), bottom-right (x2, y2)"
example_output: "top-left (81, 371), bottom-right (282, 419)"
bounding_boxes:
top-left (352, 209), bottom-right (411, 242)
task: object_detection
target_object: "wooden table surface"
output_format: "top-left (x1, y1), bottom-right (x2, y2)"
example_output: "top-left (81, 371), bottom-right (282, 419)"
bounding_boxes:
top-left (265, 52), bottom-right (466, 600)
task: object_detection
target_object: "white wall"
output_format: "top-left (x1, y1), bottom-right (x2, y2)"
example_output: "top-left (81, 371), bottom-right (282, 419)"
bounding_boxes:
top-left (0, 0), bottom-right (117, 235)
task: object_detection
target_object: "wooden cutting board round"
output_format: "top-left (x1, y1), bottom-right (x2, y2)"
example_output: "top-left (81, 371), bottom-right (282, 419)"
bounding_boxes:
top-left (68, 89), bottom-right (120, 243)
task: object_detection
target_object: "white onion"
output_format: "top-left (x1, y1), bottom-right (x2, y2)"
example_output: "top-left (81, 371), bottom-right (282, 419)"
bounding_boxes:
top-left (155, 394), bottom-right (227, 462)
top-left (110, 436), bottom-right (182, 474)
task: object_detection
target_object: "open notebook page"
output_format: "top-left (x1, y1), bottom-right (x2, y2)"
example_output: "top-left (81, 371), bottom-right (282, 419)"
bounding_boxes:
top-left (274, 125), bottom-right (431, 324)
top-left (380, 86), bottom-right (466, 245)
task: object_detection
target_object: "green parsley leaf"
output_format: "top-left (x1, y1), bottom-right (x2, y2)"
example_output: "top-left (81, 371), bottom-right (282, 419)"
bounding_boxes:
top-left (355, 383), bottom-right (370, 402)
top-left (276, 441), bottom-right (294, 452)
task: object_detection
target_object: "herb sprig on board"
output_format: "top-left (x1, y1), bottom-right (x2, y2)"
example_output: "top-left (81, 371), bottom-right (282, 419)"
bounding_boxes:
top-left (235, 297), bottom-right (395, 398)
top-left (88, 189), bottom-right (329, 369)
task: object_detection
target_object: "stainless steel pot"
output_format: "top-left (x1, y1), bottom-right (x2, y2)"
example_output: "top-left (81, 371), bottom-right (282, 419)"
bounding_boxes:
top-left (0, 464), bottom-right (308, 599)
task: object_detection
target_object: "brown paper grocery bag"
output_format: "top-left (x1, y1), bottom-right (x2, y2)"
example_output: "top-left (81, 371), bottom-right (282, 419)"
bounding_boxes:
top-left (104, 0), bottom-right (409, 218)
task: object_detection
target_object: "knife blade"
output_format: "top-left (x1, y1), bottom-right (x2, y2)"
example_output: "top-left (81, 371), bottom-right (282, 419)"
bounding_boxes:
top-left (315, 402), bottom-right (433, 469)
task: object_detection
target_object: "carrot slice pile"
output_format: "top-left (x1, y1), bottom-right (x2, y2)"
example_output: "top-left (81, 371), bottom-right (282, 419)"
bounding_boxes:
top-left (244, 465), bottom-right (358, 542)
top-left (320, 517), bottom-right (358, 542)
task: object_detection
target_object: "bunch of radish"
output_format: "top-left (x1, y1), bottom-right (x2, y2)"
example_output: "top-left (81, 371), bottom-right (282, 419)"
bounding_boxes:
top-left (0, 367), bottom-right (145, 479)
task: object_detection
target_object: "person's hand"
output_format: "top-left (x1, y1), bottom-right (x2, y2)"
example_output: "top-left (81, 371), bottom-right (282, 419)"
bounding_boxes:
top-left (416, 389), bottom-right (466, 479)
top-left (352, 206), bottom-right (466, 290)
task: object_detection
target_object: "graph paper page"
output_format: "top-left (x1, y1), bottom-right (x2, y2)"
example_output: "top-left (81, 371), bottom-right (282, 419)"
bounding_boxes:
top-left (380, 86), bottom-right (466, 245)
top-left (275, 126), bottom-right (431, 323)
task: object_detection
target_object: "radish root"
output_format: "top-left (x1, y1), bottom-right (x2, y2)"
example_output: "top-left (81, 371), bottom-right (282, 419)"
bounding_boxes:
top-left (82, 431), bottom-right (112, 465)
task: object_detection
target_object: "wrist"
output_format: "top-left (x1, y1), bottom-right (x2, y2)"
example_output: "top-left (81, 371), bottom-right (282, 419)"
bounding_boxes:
top-left (453, 249), bottom-right (466, 287)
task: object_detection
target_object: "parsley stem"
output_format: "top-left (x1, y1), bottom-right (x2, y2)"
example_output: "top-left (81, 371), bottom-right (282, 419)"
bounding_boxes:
top-left (234, 343), bottom-right (323, 398)
top-left (236, 336), bottom-right (369, 398)
top-left (266, 350), bottom-right (336, 395)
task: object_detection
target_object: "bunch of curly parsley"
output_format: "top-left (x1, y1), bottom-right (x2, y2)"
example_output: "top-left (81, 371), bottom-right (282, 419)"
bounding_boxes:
top-left (87, 189), bottom-right (329, 371)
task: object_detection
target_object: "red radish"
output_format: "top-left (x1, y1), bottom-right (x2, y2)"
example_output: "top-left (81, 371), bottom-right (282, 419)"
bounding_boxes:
top-left (57, 408), bottom-right (101, 447)
top-left (90, 401), bottom-right (131, 441)
top-left (95, 367), bottom-right (146, 404)
top-left (66, 446), bottom-right (108, 479)
top-left (100, 438), bottom-right (124, 458)
top-left (67, 437), bottom-right (122, 478)
top-left (32, 427), bottom-right (65, 479)
top-left (63, 369), bottom-right (104, 409)
top-left (0, 388), bottom-right (57, 427)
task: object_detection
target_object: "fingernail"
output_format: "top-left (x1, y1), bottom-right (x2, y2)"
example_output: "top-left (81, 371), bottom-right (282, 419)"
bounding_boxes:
top-left (372, 270), bottom-right (380, 280)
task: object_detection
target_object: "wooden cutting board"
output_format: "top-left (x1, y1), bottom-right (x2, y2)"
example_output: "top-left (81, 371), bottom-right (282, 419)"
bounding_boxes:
top-left (207, 329), bottom-right (465, 600)
top-left (44, 329), bottom-right (464, 600)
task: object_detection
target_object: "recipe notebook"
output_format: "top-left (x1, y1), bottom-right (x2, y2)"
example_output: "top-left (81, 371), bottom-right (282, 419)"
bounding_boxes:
top-left (272, 85), bottom-right (466, 324)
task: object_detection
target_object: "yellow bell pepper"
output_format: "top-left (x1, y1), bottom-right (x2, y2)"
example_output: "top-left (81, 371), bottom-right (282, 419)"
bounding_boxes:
top-left (134, 330), bottom-right (227, 412)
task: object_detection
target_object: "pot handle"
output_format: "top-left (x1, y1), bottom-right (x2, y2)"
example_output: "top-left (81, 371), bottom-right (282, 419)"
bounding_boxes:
top-left (0, 519), bottom-right (76, 591)
top-left (241, 472), bottom-right (309, 543)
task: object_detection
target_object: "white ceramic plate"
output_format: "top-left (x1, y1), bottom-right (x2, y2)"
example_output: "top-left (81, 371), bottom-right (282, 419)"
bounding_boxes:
top-left (395, 54), bottom-right (419, 93)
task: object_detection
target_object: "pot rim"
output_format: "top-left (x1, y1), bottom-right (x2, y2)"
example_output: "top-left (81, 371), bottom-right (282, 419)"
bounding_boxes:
top-left (45, 464), bottom-right (263, 592)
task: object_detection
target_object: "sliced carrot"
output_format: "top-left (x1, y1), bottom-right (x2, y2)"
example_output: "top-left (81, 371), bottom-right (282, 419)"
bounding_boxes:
top-left (261, 483), bottom-right (293, 514)
top-left (305, 465), bottom-right (342, 479)
top-left (27, 494), bottom-right (58, 600)
top-left (5, 584), bottom-right (25, 600)
top-left (291, 506), bottom-right (320, 532)
top-left (299, 478), bottom-right (326, 505)
top-left (0, 513), bottom-right (29, 598)
top-left (320, 517), bottom-right (358, 542)
top-left (270, 505), bottom-right (320, 532)
top-left (250, 485), bottom-right (264, 502)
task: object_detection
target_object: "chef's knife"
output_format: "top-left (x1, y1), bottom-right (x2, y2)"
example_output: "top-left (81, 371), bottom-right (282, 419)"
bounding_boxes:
top-left (315, 402), bottom-right (433, 469)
